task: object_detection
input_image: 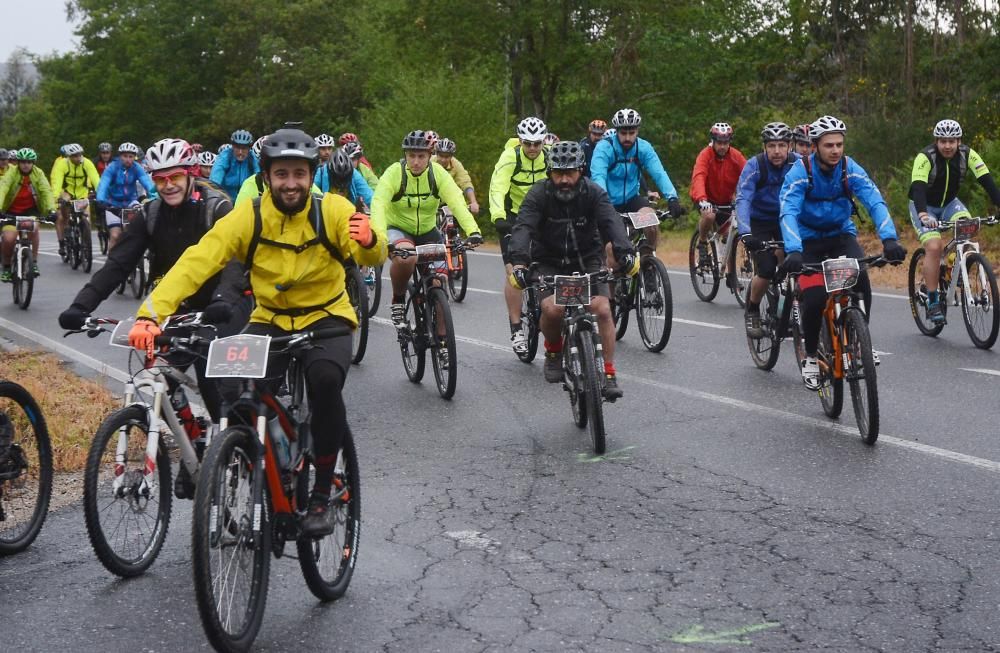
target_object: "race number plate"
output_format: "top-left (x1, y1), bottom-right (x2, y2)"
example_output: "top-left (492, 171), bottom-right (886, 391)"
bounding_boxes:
top-left (72, 198), bottom-right (90, 212)
top-left (954, 218), bottom-right (980, 241)
top-left (415, 243), bottom-right (447, 262)
top-left (109, 317), bottom-right (135, 348)
top-left (205, 335), bottom-right (271, 378)
top-left (553, 275), bottom-right (592, 306)
top-left (821, 257), bottom-right (860, 293)
top-left (121, 208), bottom-right (141, 223)
top-left (626, 211), bottom-right (659, 229)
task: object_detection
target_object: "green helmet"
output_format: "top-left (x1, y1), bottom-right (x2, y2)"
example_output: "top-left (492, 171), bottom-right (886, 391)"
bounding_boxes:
top-left (14, 148), bottom-right (37, 162)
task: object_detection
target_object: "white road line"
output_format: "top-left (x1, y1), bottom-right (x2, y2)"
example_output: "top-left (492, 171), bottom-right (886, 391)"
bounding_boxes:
top-left (673, 318), bottom-right (731, 330)
top-left (960, 368), bottom-right (1000, 377)
top-left (0, 315), bottom-right (129, 383)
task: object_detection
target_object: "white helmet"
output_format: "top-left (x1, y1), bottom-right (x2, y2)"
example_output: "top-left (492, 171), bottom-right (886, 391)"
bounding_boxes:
top-left (315, 133), bottom-right (336, 147)
top-left (611, 108), bottom-right (642, 128)
top-left (251, 136), bottom-right (265, 158)
top-left (218, 143), bottom-right (232, 154)
top-left (933, 119), bottom-right (962, 138)
top-left (118, 142), bottom-right (141, 155)
top-left (145, 138), bottom-right (197, 171)
top-left (516, 117), bottom-right (547, 142)
top-left (198, 151), bottom-right (217, 166)
top-left (603, 128), bottom-right (617, 140)
top-left (810, 115), bottom-right (847, 142)
top-left (64, 143), bottom-right (84, 156)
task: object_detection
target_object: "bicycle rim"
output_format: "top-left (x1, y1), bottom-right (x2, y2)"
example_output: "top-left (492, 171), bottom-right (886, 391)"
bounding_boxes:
top-left (636, 258), bottom-right (673, 352)
top-left (400, 287), bottom-right (426, 382)
top-left (428, 288), bottom-right (457, 399)
top-left (347, 267), bottom-right (370, 364)
top-left (960, 253), bottom-right (1000, 349)
top-left (83, 404), bottom-right (172, 576)
top-left (192, 426), bottom-right (270, 653)
top-left (907, 248), bottom-right (946, 337)
top-left (842, 309), bottom-right (879, 443)
top-left (817, 319), bottom-right (844, 418)
top-left (0, 382), bottom-right (53, 555)
top-left (16, 248), bottom-right (33, 310)
top-left (747, 285), bottom-right (781, 371)
top-left (518, 289), bottom-right (539, 363)
top-left (688, 230), bottom-right (720, 302)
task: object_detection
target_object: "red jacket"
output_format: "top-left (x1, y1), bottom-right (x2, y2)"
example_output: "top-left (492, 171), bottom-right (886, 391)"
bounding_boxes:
top-left (690, 145), bottom-right (746, 206)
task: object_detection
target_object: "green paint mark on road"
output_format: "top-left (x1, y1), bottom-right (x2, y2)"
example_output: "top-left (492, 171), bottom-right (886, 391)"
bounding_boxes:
top-left (668, 622), bottom-right (781, 646)
top-left (577, 446), bottom-right (635, 463)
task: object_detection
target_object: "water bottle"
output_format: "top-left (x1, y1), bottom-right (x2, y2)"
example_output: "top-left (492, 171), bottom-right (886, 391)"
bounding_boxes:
top-left (266, 415), bottom-right (291, 470)
top-left (170, 388), bottom-right (203, 441)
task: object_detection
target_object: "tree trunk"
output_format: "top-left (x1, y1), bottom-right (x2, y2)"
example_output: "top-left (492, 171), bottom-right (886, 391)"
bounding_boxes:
top-left (904, 0), bottom-right (915, 98)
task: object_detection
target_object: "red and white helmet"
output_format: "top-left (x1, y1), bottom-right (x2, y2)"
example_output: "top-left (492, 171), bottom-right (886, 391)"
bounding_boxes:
top-left (145, 138), bottom-right (196, 171)
top-left (709, 122), bottom-right (734, 142)
top-left (339, 132), bottom-right (359, 146)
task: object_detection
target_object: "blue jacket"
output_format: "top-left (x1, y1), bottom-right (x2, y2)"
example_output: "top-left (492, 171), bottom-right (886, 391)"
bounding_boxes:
top-left (590, 135), bottom-right (678, 207)
top-left (96, 159), bottom-right (157, 208)
top-left (314, 166), bottom-right (373, 208)
top-left (210, 148), bottom-right (259, 200)
top-left (779, 154), bottom-right (897, 253)
top-left (735, 152), bottom-right (800, 234)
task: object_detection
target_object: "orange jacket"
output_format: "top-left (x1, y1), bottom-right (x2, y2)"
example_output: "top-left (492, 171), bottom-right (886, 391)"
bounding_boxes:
top-left (690, 145), bottom-right (747, 205)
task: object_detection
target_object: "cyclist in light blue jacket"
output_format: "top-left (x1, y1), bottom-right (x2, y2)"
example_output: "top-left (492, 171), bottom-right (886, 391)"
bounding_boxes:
top-left (210, 129), bottom-right (260, 200)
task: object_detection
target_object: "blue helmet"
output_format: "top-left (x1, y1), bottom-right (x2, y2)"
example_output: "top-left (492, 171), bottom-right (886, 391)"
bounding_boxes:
top-left (230, 129), bottom-right (253, 146)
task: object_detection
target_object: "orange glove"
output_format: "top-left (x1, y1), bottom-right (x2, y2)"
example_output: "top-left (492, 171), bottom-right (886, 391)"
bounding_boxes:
top-left (128, 318), bottom-right (161, 357)
top-left (349, 212), bottom-right (374, 248)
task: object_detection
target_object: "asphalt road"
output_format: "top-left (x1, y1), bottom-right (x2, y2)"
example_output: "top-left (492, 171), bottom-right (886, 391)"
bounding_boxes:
top-left (1, 233), bottom-right (999, 652)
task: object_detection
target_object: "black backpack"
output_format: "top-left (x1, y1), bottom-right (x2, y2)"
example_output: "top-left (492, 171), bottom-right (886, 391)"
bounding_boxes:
top-left (391, 160), bottom-right (439, 203)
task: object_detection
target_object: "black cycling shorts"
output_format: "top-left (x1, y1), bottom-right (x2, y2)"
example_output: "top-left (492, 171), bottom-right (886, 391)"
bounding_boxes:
top-left (750, 219), bottom-right (783, 280)
top-left (613, 196), bottom-right (651, 214)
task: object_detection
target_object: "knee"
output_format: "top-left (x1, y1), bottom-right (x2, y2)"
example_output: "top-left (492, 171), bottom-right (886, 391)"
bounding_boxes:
top-left (755, 253), bottom-right (777, 279)
top-left (591, 297), bottom-right (612, 320)
top-left (306, 360), bottom-right (346, 393)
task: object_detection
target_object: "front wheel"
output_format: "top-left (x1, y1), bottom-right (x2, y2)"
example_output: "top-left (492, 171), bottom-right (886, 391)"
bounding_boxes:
top-left (130, 256), bottom-right (148, 299)
top-left (565, 336), bottom-right (587, 429)
top-left (636, 257), bottom-right (673, 352)
top-left (346, 266), bottom-right (370, 364)
top-left (14, 247), bottom-right (33, 310)
top-left (907, 248), bottom-right (946, 337)
top-left (747, 284), bottom-right (782, 371)
top-left (363, 265), bottom-right (382, 317)
top-left (611, 277), bottom-right (631, 341)
top-left (688, 230), bottom-right (720, 302)
top-left (517, 288), bottom-right (540, 363)
top-left (447, 251), bottom-right (468, 302)
top-left (842, 309), bottom-right (879, 444)
top-left (959, 253), bottom-right (1000, 349)
top-left (69, 226), bottom-right (82, 270)
top-left (427, 287), bottom-right (457, 399)
top-left (81, 220), bottom-right (93, 273)
top-left (577, 332), bottom-right (606, 454)
top-left (400, 285), bottom-right (426, 383)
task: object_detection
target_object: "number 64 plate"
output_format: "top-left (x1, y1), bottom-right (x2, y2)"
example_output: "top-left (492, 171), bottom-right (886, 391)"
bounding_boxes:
top-left (206, 334), bottom-right (271, 378)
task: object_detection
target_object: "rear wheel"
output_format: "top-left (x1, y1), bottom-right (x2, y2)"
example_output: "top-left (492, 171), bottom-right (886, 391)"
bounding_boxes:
top-left (747, 284), bottom-right (781, 371)
top-left (842, 309), bottom-right (879, 444)
top-left (517, 288), bottom-right (540, 363)
top-left (14, 247), bottom-right (33, 310)
top-left (565, 337), bottom-right (587, 429)
top-left (427, 287), bottom-right (457, 399)
top-left (447, 251), bottom-right (468, 302)
top-left (907, 248), bottom-right (946, 337)
top-left (959, 252), bottom-right (1000, 349)
top-left (400, 285), bottom-right (426, 383)
top-left (729, 238), bottom-right (753, 307)
top-left (346, 266), bottom-right (370, 364)
top-left (363, 265), bottom-right (382, 317)
top-left (81, 220), bottom-right (93, 273)
top-left (611, 277), bottom-right (631, 341)
top-left (577, 332), bottom-right (606, 454)
top-left (688, 230), bottom-right (720, 302)
top-left (817, 318), bottom-right (843, 419)
top-left (636, 257), bottom-right (673, 352)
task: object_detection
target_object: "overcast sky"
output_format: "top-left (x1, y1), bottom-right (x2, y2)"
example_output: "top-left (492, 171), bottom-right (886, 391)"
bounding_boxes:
top-left (3, 0), bottom-right (78, 62)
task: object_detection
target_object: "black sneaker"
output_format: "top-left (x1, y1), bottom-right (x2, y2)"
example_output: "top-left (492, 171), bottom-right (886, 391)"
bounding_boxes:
top-left (300, 492), bottom-right (336, 538)
top-left (745, 305), bottom-right (764, 338)
top-left (543, 351), bottom-right (563, 383)
top-left (174, 464), bottom-right (195, 500)
top-left (602, 374), bottom-right (623, 402)
top-left (58, 241), bottom-right (66, 258)
top-left (697, 242), bottom-right (712, 270)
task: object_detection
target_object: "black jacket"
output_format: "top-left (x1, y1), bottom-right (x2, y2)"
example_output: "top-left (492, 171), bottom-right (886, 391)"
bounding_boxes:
top-left (509, 177), bottom-right (634, 268)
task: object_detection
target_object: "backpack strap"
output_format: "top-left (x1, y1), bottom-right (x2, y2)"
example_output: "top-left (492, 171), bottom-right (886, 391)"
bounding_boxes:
top-left (254, 172), bottom-right (264, 196)
top-left (391, 159), bottom-right (407, 203)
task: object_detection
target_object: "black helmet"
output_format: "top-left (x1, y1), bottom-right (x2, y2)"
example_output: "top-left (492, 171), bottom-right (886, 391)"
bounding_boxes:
top-left (546, 141), bottom-right (585, 171)
top-left (327, 148), bottom-right (354, 186)
top-left (401, 130), bottom-right (431, 151)
top-left (259, 127), bottom-right (319, 171)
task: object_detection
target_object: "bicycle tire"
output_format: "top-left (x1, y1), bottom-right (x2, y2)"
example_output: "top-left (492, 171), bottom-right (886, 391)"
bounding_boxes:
top-left (636, 257), bottom-right (673, 352)
top-left (192, 425), bottom-right (270, 653)
top-left (730, 238), bottom-right (753, 308)
top-left (448, 251), bottom-right (468, 302)
top-left (0, 381), bottom-right (53, 555)
top-left (15, 247), bottom-right (33, 310)
top-left (346, 266), bottom-right (370, 364)
top-left (70, 225), bottom-right (82, 270)
top-left (688, 230), bottom-right (720, 302)
top-left (365, 265), bottom-right (382, 317)
top-left (817, 318), bottom-right (843, 418)
top-left (400, 284), bottom-right (426, 383)
top-left (297, 433), bottom-right (361, 601)
top-left (611, 278), bottom-right (631, 341)
top-left (130, 256), bottom-right (146, 299)
top-left (577, 332), bottom-right (606, 454)
top-left (959, 252), bottom-right (1000, 349)
top-left (907, 248), bottom-right (946, 337)
top-left (518, 288), bottom-right (540, 363)
top-left (565, 338), bottom-right (587, 429)
top-left (98, 224), bottom-right (109, 255)
top-left (81, 220), bottom-right (93, 273)
top-left (427, 287), bottom-right (457, 399)
top-left (83, 404), bottom-right (172, 576)
top-left (747, 284), bottom-right (781, 371)
top-left (842, 308), bottom-right (879, 444)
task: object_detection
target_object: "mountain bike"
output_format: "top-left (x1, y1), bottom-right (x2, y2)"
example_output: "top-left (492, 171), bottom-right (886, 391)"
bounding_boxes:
top-left (611, 210), bottom-right (673, 352)
top-left (193, 325), bottom-right (361, 653)
top-left (516, 283), bottom-right (542, 363)
top-left (361, 264), bottom-right (382, 316)
top-left (688, 204), bottom-right (753, 306)
top-left (533, 269), bottom-right (612, 454)
top-left (61, 198), bottom-right (94, 273)
top-left (437, 207), bottom-right (469, 302)
top-left (3, 215), bottom-right (51, 310)
top-left (745, 241), bottom-right (795, 370)
top-left (908, 216), bottom-right (1000, 349)
top-left (67, 314), bottom-right (214, 577)
top-left (344, 261), bottom-right (370, 364)
top-left (0, 380), bottom-right (52, 555)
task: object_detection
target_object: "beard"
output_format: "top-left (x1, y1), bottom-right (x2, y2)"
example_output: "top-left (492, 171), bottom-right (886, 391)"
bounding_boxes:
top-left (271, 187), bottom-right (309, 215)
top-left (554, 180), bottom-right (580, 203)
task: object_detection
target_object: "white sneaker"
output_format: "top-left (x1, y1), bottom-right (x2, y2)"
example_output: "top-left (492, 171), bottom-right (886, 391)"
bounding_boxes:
top-left (801, 356), bottom-right (821, 390)
top-left (391, 303), bottom-right (406, 330)
top-left (511, 328), bottom-right (528, 354)
top-left (871, 350), bottom-right (881, 366)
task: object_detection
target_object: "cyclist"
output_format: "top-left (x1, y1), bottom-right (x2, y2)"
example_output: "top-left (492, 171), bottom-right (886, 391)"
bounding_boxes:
top-left (489, 116), bottom-right (549, 354)
top-left (96, 142), bottom-right (157, 250)
top-left (210, 128), bottom-right (259, 200)
top-left (339, 132), bottom-right (375, 172)
top-left (507, 141), bottom-right (640, 400)
top-left (315, 133), bottom-right (336, 165)
top-left (432, 138), bottom-right (479, 214)
top-left (780, 115), bottom-right (906, 388)
top-left (51, 143), bottom-right (101, 257)
top-left (125, 127), bottom-right (384, 535)
top-left (909, 119), bottom-right (1000, 324)
top-left (736, 122), bottom-right (799, 337)
top-left (792, 125), bottom-right (812, 157)
top-left (236, 137), bottom-right (321, 205)
top-left (579, 119), bottom-right (607, 177)
top-left (372, 130), bottom-right (482, 329)
top-left (0, 148), bottom-right (55, 281)
top-left (344, 141), bottom-right (379, 190)
top-left (321, 147), bottom-right (373, 210)
top-left (94, 142), bottom-right (114, 176)
top-left (197, 151), bottom-right (217, 178)
top-left (691, 122), bottom-right (748, 270)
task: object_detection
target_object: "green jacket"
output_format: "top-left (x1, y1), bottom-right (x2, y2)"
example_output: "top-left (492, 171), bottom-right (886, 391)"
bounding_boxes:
top-left (358, 163), bottom-right (379, 190)
top-left (0, 165), bottom-right (55, 214)
top-left (488, 144), bottom-right (548, 223)
top-left (371, 160), bottom-right (479, 237)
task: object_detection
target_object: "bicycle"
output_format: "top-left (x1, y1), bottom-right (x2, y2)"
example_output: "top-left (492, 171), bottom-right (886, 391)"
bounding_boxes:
top-left (61, 197), bottom-right (94, 273)
top-left (94, 198), bottom-right (109, 255)
top-left (908, 216), bottom-right (1000, 349)
top-left (688, 204), bottom-right (753, 306)
top-left (744, 241), bottom-right (795, 371)
top-left (516, 282), bottom-right (542, 363)
top-left (789, 255), bottom-right (896, 444)
top-left (437, 207), bottom-right (469, 302)
top-left (611, 210), bottom-right (673, 352)
top-left (110, 206), bottom-right (150, 297)
top-left (192, 325), bottom-right (361, 652)
top-left (532, 269), bottom-right (613, 454)
top-left (0, 380), bottom-right (52, 555)
top-left (66, 314), bottom-right (214, 577)
top-left (344, 261), bottom-right (370, 364)
top-left (361, 263), bottom-right (383, 317)
top-left (3, 215), bottom-right (51, 310)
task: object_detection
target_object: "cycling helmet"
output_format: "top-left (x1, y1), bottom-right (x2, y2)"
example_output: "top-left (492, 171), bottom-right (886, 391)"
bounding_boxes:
top-left (435, 138), bottom-right (456, 155)
top-left (14, 148), bottom-right (37, 162)
top-left (342, 141), bottom-right (363, 159)
top-left (315, 133), bottom-right (336, 147)
top-left (611, 108), bottom-right (641, 128)
top-left (251, 136), bottom-right (265, 158)
top-left (230, 129), bottom-right (253, 146)
top-left (589, 119), bottom-right (607, 134)
top-left (259, 127), bottom-right (319, 170)
top-left (218, 143), bottom-right (232, 153)
top-left (198, 151), bottom-right (217, 166)
top-left (59, 145), bottom-right (67, 155)
top-left (516, 116), bottom-right (547, 142)
top-left (425, 130), bottom-right (440, 148)
top-left (64, 143), bottom-right (84, 156)
top-left (327, 148), bottom-right (354, 185)
top-left (0, 149), bottom-right (8, 160)
top-left (709, 122), bottom-right (734, 142)
top-left (145, 138), bottom-right (197, 171)
top-left (118, 142), bottom-right (141, 155)
top-left (933, 119), bottom-right (963, 138)
top-left (760, 121), bottom-right (792, 143)
top-left (543, 133), bottom-right (559, 145)
top-left (339, 132), bottom-right (359, 145)
top-left (810, 115), bottom-right (847, 141)
top-left (97, 142), bottom-right (112, 153)
top-left (603, 128), bottom-right (617, 140)
top-left (401, 130), bottom-right (432, 151)
top-left (792, 124), bottom-right (811, 144)
top-left (546, 141), bottom-right (586, 171)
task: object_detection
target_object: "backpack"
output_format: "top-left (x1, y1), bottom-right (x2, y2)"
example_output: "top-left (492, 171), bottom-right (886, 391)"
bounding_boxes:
top-left (391, 160), bottom-right (439, 203)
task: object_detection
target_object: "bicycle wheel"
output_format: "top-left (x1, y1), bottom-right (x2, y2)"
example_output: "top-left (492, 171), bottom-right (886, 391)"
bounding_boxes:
top-left (636, 257), bottom-right (673, 352)
top-left (69, 226), bottom-right (82, 270)
top-left (518, 288), bottom-right (540, 363)
top-left (747, 284), bottom-right (781, 371)
top-left (98, 222), bottom-right (109, 255)
top-left (817, 318), bottom-right (843, 418)
top-left (959, 253), bottom-right (1000, 349)
top-left (427, 287), bottom-right (457, 399)
top-left (130, 256), bottom-right (147, 299)
top-left (81, 220), bottom-right (93, 273)
top-left (192, 425), bottom-right (270, 653)
top-left (0, 381), bottom-right (52, 555)
top-left (611, 277), bottom-right (631, 341)
top-left (564, 339), bottom-right (587, 429)
top-left (577, 332), bottom-right (606, 454)
top-left (729, 238), bottom-right (753, 307)
top-left (842, 308), bottom-right (879, 444)
top-left (907, 248), bottom-right (946, 337)
top-left (346, 266), bottom-right (370, 364)
top-left (83, 404), bottom-right (172, 576)
top-left (15, 247), bottom-right (33, 310)
top-left (688, 230), bottom-right (720, 302)
top-left (364, 265), bottom-right (382, 317)
top-left (297, 433), bottom-right (361, 601)
top-left (447, 251), bottom-right (468, 302)
top-left (400, 285), bottom-right (426, 383)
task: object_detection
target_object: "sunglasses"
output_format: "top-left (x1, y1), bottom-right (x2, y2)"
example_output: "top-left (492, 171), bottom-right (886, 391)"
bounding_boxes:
top-left (152, 171), bottom-right (188, 188)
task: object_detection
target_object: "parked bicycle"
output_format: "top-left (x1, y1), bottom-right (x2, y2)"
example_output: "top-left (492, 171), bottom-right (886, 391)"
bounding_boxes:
top-left (908, 216), bottom-right (999, 349)
top-left (437, 207), bottom-right (470, 302)
top-left (611, 210), bottom-right (673, 352)
top-left (2, 214), bottom-right (51, 310)
top-left (688, 204), bottom-right (753, 306)
top-left (192, 325), bottom-right (361, 652)
top-left (0, 380), bottom-right (52, 555)
top-left (60, 197), bottom-right (94, 273)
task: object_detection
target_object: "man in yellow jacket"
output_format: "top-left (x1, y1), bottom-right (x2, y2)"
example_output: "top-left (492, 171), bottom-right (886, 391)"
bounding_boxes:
top-left (128, 126), bottom-right (385, 537)
top-left (432, 138), bottom-right (479, 214)
top-left (51, 143), bottom-right (101, 257)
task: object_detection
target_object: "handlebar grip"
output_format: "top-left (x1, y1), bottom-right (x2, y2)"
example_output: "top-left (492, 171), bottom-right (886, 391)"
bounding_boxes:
top-left (153, 335), bottom-right (175, 347)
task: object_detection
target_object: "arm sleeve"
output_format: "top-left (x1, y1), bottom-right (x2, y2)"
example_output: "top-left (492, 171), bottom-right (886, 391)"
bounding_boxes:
top-left (508, 186), bottom-right (542, 267)
top-left (969, 149), bottom-right (1000, 206)
top-left (848, 159), bottom-right (896, 241)
top-left (640, 144), bottom-right (678, 199)
top-left (735, 156), bottom-right (759, 235)
top-left (589, 141), bottom-right (611, 191)
top-left (351, 169), bottom-right (374, 209)
top-left (137, 166), bottom-right (157, 197)
top-left (436, 163), bottom-right (479, 234)
top-left (451, 158), bottom-right (473, 192)
top-left (70, 214), bottom-right (151, 312)
top-left (324, 194), bottom-right (387, 268)
top-left (488, 149), bottom-right (515, 223)
top-left (690, 149), bottom-right (709, 203)
top-left (234, 175), bottom-right (258, 206)
top-left (35, 173), bottom-right (55, 214)
top-left (909, 153), bottom-right (931, 213)
top-left (779, 161), bottom-right (808, 253)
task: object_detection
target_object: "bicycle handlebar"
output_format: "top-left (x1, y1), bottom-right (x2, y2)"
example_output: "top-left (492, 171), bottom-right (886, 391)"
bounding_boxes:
top-left (531, 268), bottom-right (613, 287)
top-left (795, 255), bottom-right (897, 274)
top-left (932, 216), bottom-right (999, 231)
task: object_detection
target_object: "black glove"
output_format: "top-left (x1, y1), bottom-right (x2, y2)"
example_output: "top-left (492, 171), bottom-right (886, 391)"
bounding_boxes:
top-left (493, 218), bottom-right (510, 235)
top-left (740, 234), bottom-right (763, 251)
top-left (202, 300), bottom-right (233, 325)
top-left (882, 238), bottom-right (907, 263)
top-left (58, 305), bottom-right (90, 330)
top-left (667, 197), bottom-right (686, 219)
top-left (466, 232), bottom-right (483, 247)
top-left (782, 251), bottom-right (804, 274)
